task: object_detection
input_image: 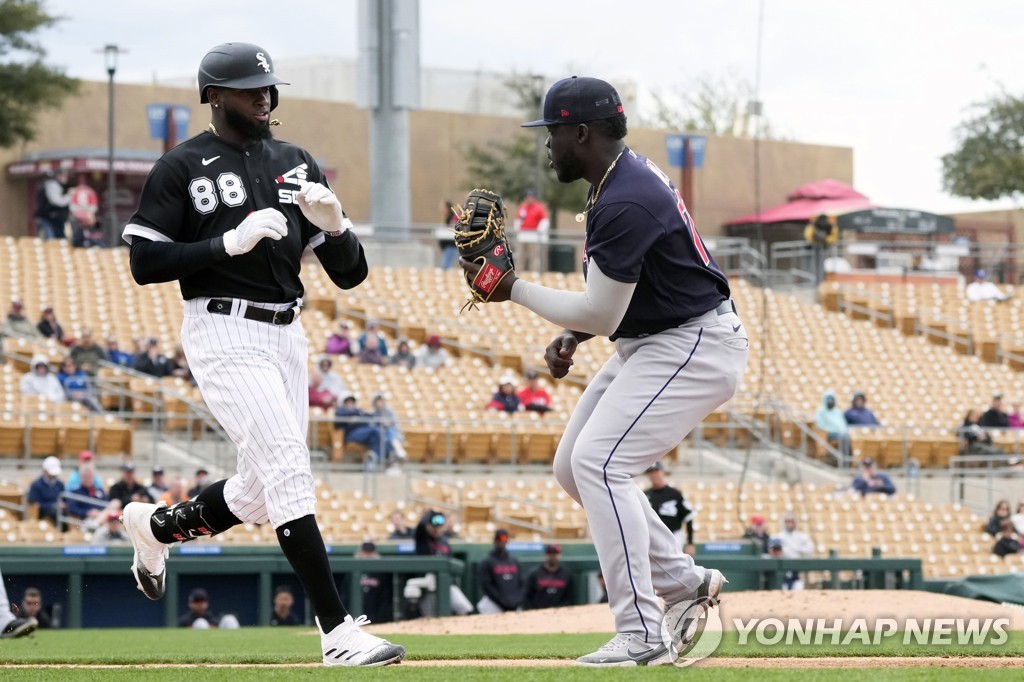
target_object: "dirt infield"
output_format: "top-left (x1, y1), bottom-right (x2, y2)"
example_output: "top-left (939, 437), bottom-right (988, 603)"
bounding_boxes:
top-left (366, 589), bottom-right (1024, 636)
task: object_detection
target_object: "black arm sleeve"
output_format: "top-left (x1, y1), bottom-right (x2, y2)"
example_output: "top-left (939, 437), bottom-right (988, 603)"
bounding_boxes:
top-left (129, 237), bottom-right (227, 285)
top-left (685, 519), bottom-right (694, 546)
top-left (314, 230), bottom-right (368, 290)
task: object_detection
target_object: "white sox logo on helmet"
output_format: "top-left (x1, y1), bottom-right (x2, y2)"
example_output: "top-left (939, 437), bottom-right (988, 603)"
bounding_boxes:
top-left (256, 52), bottom-right (270, 73)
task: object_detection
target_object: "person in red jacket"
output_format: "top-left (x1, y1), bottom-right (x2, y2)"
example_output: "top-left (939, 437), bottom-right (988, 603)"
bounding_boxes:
top-left (516, 370), bottom-right (553, 414)
top-left (514, 189), bottom-right (549, 272)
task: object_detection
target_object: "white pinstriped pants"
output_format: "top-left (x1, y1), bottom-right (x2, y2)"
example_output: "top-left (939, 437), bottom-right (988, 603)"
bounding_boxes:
top-left (553, 308), bottom-right (748, 642)
top-left (182, 297), bottom-right (316, 529)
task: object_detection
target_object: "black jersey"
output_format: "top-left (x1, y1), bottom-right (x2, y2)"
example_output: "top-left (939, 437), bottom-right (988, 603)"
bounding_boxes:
top-left (644, 484), bottom-right (694, 533)
top-left (583, 147), bottom-right (730, 340)
top-left (123, 131), bottom-right (359, 303)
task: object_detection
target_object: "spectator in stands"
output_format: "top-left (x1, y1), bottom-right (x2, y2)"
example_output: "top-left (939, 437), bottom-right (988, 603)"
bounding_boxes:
top-left (768, 537), bottom-right (803, 590)
top-left (334, 395), bottom-right (388, 470)
top-left (960, 409), bottom-right (1004, 455)
top-left (355, 541), bottom-right (394, 624)
top-left (188, 468), bottom-right (210, 497)
top-left (69, 329), bottom-right (106, 376)
top-left (105, 335), bottom-right (133, 367)
top-left (412, 510), bottom-right (474, 616)
top-left (169, 345), bottom-right (193, 383)
top-left (390, 339), bottom-right (416, 370)
top-left (324, 320), bottom-right (355, 356)
top-left (270, 586), bottom-right (300, 626)
top-left (316, 357), bottom-right (349, 401)
top-left (966, 270), bottom-right (1010, 303)
top-left (778, 513), bottom-right (815, 559)
top-left (107, 462), bottom-right (153, 507)
top-left (1009, 402), bottom-right (1024, 429)
top-left (388, 511), bottom-right (414, 539)
top-left (92, 511), bottom-right (128, 545)
top-left (985, 499), bottom-right (1012, 536)
top-left (67, 466), bottom-right (108, 521)
top-left (993, 520), bottom-right (1021, 557)
top-left (371, 393), bottom-right (407, 465)
top-left (358, 320), bottom-right (389, 365)
top-left (133, 337), bottom-right (172, 378)
top-left (414, 335), bottom-right (450, 370)
top-left (1010, 499), bottom-right (1024, 536)
top-left (487, 375), bottom-right (521, 413)
top-left (815, 389), bottom-right (850, 457)
top-left (20, 356), bottom-right (65, 403)
top-left (3, 299), bottom-right (41, 339)
top-left (844, 391), bottom-right (880, 427)
top-left (644, 461), bottom-right (695, 555)
top-left (513, 188), bottom-right (550, 271)
top-left (67, 451), bottom-right (103, 493)
top-left (178, 588), bottom-right (239, 629)
top-left (517, 370), bottom-right (553, 414)
top-left (147, 465), bottom-right (168, 501)
top-left (742, 514), bottom-right (770, 553)
top-left (308, 370), bottom-right (339, 409)
top-left (36, 306), bottom-right (64, 343)
top-left (525, 544), bottom-right (573, 610)
top-left (20, 588), bottom-right (52, 629)
top-left (980, 393), bottom-right (1010, 428)
top-left (851, 457), bottom-right (897, 497)
top-left (160, 477), bottom-right (187, 507)
top-left (437, 200), bottom-right (459, 270)
top-left (28, 457), bottom-right (65, 525)
top-left (57, 357), bottom-right (102, 411)
top-left (477, 529), bottom-right (524, 614)
top-left (34, 169), bottom-right (71, 240)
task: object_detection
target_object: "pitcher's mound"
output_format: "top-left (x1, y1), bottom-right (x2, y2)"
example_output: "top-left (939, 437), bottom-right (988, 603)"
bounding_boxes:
top-left (367, 590), bottom-right (1024, 636)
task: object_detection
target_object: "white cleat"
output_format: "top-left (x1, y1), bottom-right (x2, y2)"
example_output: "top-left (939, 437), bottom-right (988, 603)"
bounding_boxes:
top-left (120, 501), bottom-right (169, 600)
top-left (319, 614), bottom-right (406, 667)
top-left (666, 568), bottom-right (728, 646)
top-left (576, 632), bottom-right (673, 667)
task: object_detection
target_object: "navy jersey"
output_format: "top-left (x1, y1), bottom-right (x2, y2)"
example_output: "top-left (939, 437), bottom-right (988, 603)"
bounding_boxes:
top-left (123, 131), bottom-right (344, 303)
top-left (584, 147), bottom-right (730, 340)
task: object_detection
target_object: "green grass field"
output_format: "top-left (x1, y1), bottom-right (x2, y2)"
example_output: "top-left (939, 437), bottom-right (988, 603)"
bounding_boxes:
top-left (1, 628), bottom-right (1020, 681)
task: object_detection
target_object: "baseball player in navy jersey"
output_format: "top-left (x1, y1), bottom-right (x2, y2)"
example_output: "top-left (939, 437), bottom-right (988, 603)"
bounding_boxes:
top-left (118, 42), bottom-right (404, 667)
top-left (461, 76), bottom-right (748, 666)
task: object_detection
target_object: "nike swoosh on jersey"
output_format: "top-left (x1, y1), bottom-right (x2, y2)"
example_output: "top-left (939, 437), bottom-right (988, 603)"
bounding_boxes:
top-left (201, 156), bottom-right (221, 166)
top-left (732, 324), bottom-right (742, 332)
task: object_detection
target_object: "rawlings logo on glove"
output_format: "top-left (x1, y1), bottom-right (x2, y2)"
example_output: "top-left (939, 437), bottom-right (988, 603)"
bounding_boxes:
top-left (452, 188), bottom-right (516, 312)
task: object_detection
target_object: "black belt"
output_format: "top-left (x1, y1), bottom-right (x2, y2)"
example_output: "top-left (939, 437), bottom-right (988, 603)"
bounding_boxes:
top-left (207, 299), bottom-right (297, 325)
top-left (715, 299), bottom-right (737, 316)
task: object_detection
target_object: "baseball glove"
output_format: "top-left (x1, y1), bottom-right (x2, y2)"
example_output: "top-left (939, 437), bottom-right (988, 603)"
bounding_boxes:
top-left (452, 189), bottom-right (515, 312)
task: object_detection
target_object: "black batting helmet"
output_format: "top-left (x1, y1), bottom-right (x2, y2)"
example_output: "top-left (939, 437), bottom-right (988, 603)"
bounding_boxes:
top-left (198, 42), bottom-right (289, 111)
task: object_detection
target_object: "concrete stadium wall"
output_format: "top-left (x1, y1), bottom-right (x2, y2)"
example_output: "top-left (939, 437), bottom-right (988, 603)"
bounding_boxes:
top-left (0, 80), bottom-right (853, 238)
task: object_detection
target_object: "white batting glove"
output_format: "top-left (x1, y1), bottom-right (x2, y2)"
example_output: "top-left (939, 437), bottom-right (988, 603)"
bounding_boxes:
top-left (297, 180), bottom-right (346, 234)
top-left (222, 207), bottom-right (288, 257)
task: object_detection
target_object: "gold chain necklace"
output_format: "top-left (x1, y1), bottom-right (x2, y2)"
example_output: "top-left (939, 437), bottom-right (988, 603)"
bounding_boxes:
top-left (576, 150), bottom-right (625, 223)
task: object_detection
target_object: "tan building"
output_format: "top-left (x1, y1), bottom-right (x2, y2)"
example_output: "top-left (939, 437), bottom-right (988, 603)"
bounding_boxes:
top-left (0, 80), bottom-right (852, 241)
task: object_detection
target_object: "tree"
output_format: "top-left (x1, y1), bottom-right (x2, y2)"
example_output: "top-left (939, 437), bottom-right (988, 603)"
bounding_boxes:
top-left (0, 0), bottom-right (79, 148)
top-left (942, 93), bottom-right (1024, 202)
top-left (641, 71), bottom-right (777, 139)
top-left (463, 74), bottom-right (588, 230)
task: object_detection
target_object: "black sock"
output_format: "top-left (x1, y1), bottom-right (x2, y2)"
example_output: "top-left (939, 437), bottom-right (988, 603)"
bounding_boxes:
top-left (276, 514), bottom-right (348, 633)
top-left (149, 479), bottom-right (242, 544)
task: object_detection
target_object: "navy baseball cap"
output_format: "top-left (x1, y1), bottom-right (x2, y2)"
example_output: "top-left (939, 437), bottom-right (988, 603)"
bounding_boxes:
top-left (521, 76), bottom-right (624, 128)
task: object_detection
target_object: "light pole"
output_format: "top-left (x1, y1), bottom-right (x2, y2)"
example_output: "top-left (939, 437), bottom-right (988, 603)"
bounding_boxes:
top-left (100, 44), bottom-right (125, 246)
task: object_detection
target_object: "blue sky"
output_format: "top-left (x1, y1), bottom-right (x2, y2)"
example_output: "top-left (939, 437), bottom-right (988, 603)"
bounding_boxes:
top-left (36, 0), bottom-right (1024, 215)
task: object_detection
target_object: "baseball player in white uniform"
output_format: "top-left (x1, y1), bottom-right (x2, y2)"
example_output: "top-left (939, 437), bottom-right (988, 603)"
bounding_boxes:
top-left (462, 76), bottom-right (748, 666)
top-left (118, 42), bottom-right (404, 667)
